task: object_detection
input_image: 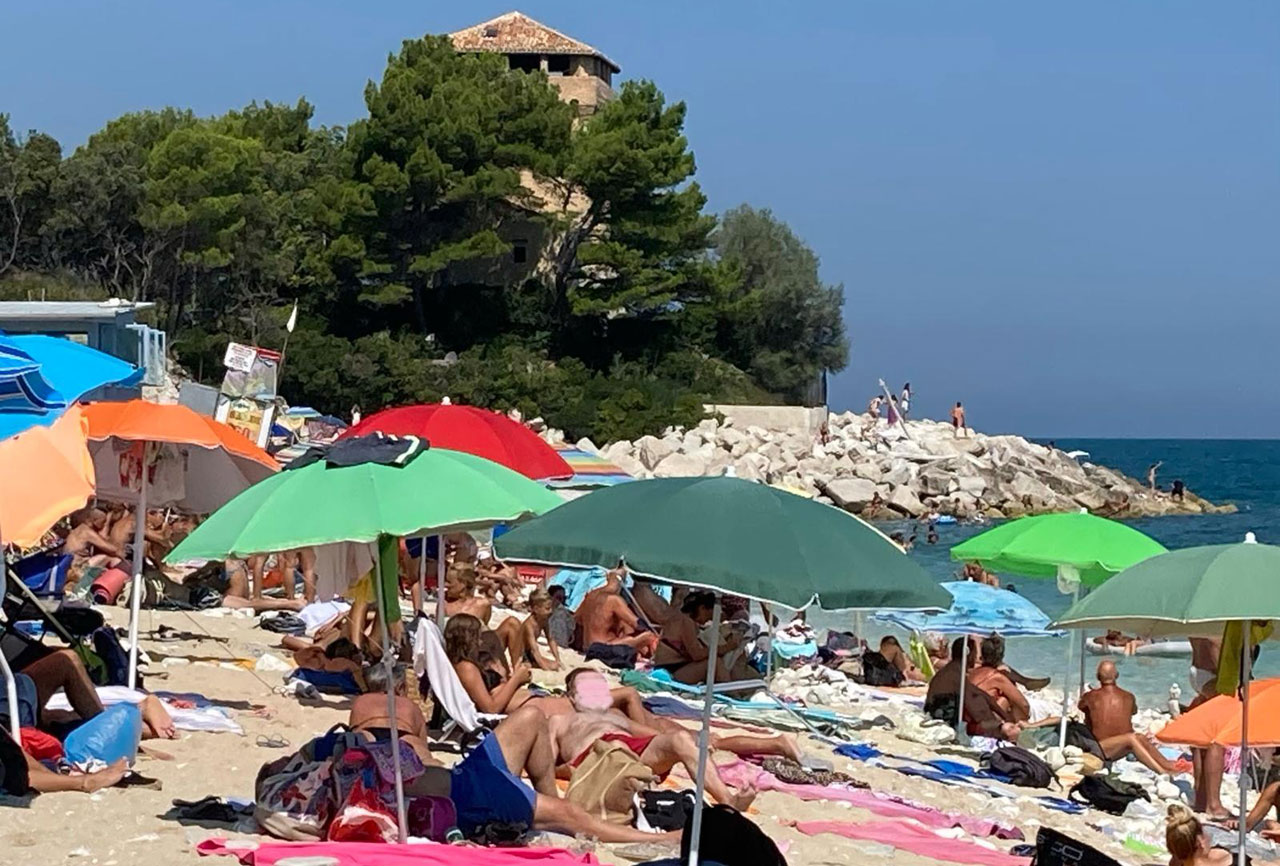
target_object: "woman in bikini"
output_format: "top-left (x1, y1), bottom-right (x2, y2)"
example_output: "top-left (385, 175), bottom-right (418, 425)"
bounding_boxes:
top-left (445, 614), bottom-right (533, 713)
top-left (650, 591), bottom-right (745, 685)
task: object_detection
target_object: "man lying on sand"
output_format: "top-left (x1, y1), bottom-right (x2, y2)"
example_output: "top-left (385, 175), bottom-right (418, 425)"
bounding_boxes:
top-left (348, 665), bottom-right (674, 844)
top-left (1079, 660), bottom-right (1177, 775)
top-left (548, 668), bottom-right (758, 810)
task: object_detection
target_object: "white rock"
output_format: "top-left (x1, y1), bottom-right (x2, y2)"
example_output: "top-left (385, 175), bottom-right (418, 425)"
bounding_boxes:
top-left (821, 478), bottom-right (878, 511)
top-left (575, 437), bottom-right (599, 455)
top-left (653, 452), bottom-right (709, 478)
top-left (887, 485), bottom-right (925, 517)
top-left (636, 435), bottom-right (675, 469)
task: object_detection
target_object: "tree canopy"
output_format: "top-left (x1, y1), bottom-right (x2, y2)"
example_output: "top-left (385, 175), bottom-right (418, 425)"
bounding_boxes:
top-left (0, 34), bottom-right (847, 441)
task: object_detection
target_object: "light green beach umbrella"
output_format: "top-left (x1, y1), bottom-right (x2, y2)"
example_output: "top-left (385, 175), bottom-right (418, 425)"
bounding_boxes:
top-left (167, 446), bottom-right (562, 561)
top-left (949, 511), bottom-right (1167, 587)
top-left (1054, 535), bottom-right (1280, 866)
top-left (494, 475), bottom-right (950, 611)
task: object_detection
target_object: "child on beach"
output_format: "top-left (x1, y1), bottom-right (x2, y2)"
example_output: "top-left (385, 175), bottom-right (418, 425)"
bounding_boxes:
top-left (494, 589), bottom-right (563, 671)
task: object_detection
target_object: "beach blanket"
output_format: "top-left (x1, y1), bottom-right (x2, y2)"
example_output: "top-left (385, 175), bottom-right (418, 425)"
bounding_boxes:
top-left (793, 820), bottom-right (1029, 866)
top-left (198, 838), bottom-right (600, 865)
top-left (718, 759), bottom-right (1022, 839)
top-left (46, 686), bottom-right (242, 734)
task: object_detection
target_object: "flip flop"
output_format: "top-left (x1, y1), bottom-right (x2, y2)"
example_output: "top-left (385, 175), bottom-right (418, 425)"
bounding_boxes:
top-left (256, 734), bottom-right (290, 749)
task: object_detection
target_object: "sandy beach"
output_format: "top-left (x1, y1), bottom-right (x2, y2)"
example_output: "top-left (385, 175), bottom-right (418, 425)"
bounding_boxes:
top-left (0, 603), bottom-right (1171, 866)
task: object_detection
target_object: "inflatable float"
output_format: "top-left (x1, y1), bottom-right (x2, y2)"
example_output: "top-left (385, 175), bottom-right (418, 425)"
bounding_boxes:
top-left (1085, 640), bottom-right (1192, 658)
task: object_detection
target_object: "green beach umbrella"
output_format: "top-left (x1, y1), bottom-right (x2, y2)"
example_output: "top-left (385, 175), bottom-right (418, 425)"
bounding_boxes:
top-left (950, 511), bottom-right (1166, 748)
top-left (168, 446), bottom-right (562, 561)
top-left (166, 442), bottom-right (560, 845)
top-left (493, 475), bottom-right (950, 612)
top-left (949, 511), bottom-right (1167, 587)
top-left (494, 475), bottom-right (947, 866)
top-left (1054, 535), bottom-right (1280, 866)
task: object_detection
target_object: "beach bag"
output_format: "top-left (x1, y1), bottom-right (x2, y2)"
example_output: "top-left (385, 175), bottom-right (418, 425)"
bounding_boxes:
top-left (91, 626), bottom-right (131, 686)
top-left (681, 803), bottom-right (787, 866)
top-left (1031, 827), bottom-right (1121, 866)
top-left (63, 702), bottom-right (142, 766)
top-left (566, 739), bottom-right (656, 824)
top-left (983, 746), bottom-right (1053, 788)
top-left (641, 789), bottom-right (695, 831)
top-left (1069, 775), bottom-right (1149, 815)
top-left (858, 651), bottom-right (904, 687)
top-left (407, 794), bottom-right (459, 843)
top-left (254, 753), bottom-right (334, 840)
top-left (585, 642), bottom-right (638, 670)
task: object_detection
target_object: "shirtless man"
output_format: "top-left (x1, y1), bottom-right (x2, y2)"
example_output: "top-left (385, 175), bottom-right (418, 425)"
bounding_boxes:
top-left (495, 589), bottom-right (562, 671)
top-left (574, 573), bottom-right (657, 657)
top-left (61, 507), bottom-right (125, 568)
top-left (1189, 637), bottom-right (1221, 699)
top-left (951, 402), bottom-right (967, 438)
top-left (547, 669), bottom-right (757, 811)
top-left (444, 563), bottom-right (493, 625)
top-left (1078, 660), bottom-right (1176, 774)
top-left (969, 637), bottom-right (1031, 722)
top-left (924, 637), bottom-right (1021, 740)
top-left (1188, 637), bottom-right (1227, 819)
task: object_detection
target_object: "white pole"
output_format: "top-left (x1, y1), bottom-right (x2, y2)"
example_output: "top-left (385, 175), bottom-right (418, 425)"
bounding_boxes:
top-left (1059, 584), bottom-right (1080, 749)
top-left (956, 634), bottom-right (969, 742)
top-left (687, 594), bottom-right (723, 866)
top-left (1238, 623), bottom-right (1253, 866)
top-left (417, 535), bottom-right (427, 616)
top-left (434, 535), bottom-right (446, 628)
top-left (764, 605), bottom-right (775, 682)
top-left (126, 454), bottom-right (149, 691)
top-left (0, 558), bottom-right (19, 739)
top-left (372, 539), bottom-right (409, 843)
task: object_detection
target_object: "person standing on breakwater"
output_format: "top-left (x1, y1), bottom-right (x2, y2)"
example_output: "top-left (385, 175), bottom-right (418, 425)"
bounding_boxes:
top-left (900, 382), bottom-right (912, 418)
top-left (951, 401), bottom-right (967, 437)
top-left (1147, 461), bottom-right (1163, 492)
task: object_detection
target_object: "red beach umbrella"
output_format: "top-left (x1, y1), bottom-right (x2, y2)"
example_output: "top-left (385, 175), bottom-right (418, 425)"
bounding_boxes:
top-left (341, 402), bottom-right (572, 481)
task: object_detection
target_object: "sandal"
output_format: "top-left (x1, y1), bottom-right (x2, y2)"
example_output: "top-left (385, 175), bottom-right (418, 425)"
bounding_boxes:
top-left (255, 734), bottom-right (290, 749)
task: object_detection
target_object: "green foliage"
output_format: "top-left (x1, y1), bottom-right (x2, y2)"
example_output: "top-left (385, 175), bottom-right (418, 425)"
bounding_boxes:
top-left (713, 205), bottom-right (848, 402)
top-left (0, 33), bottom-right (846, 441)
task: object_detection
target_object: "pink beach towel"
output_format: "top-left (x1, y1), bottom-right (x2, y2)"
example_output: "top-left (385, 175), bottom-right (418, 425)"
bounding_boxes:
top-left (794, 820), bottom-right (1029, 866)
top-left (717, 759), bottom-right (1022, 840)
top-left (198, 839), bottom-right (599, 866)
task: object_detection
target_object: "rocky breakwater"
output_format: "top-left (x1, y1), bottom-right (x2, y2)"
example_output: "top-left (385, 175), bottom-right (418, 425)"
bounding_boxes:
top-left (535, 412), bottom-right (1232, 521)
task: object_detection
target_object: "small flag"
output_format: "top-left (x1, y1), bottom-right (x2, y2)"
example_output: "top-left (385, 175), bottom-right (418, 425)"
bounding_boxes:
top-left (285, 302), bottom-right (298, 333)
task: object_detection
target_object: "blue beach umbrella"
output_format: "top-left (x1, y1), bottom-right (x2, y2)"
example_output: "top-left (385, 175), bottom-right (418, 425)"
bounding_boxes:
top-left (875, 580), bottom-right (1059, 739)
top-left (0, 334), bottom-right (141, 439)
top-left (875, 580), bottom-right (1060, 638)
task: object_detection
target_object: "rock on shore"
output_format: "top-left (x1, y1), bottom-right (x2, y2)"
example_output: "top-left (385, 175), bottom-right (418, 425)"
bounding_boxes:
top-left (534, 412), bottom-right (1233, 520)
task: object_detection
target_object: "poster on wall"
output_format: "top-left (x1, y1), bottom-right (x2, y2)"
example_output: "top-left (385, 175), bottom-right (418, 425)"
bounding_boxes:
top-left (221, 342), bottom-right (281, 400)
top-left (217, 397), bottom-right (276, 450)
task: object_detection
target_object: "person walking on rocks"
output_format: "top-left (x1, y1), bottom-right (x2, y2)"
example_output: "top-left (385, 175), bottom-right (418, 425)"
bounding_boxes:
top-left (951, 401), bottom-right (967, 437)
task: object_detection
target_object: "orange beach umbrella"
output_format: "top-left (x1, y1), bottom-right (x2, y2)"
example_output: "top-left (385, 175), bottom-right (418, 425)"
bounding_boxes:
top-left (82, 399), bottom-right (278, 688)
top-left (0, 405), bottom-right (94, 548)
top-left (1156, 678), bottom-right (1280, 749)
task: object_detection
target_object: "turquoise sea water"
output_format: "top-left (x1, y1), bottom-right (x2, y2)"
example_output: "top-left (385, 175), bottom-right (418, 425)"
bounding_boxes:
top-left (811, 439), bottom-right (1280, 707)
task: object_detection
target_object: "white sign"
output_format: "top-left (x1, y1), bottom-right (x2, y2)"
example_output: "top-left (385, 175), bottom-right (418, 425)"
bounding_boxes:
top-left (223, 342), bottom-right (256, 373)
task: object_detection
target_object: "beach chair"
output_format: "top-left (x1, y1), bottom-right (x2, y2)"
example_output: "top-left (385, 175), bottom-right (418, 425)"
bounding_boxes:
top-left (410, 616), bottom-right (503, 743)
top-left (11, 550), bottom-right (73, 599)
top-left (1, 561), bottom-right (105, 684)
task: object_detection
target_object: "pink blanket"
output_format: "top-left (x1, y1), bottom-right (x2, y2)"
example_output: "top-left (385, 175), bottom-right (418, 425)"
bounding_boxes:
top-left (198, 839), bottom-right (599, 866)
top-left (794, 820), bottom-right (1029, 866)
top-left (717, 759), bottom-right (1022, 840)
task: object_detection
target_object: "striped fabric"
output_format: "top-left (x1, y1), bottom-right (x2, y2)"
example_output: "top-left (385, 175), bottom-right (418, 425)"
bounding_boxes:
top-left (0, 335), bottom-right (66, 413)
top-left (545, 444), bottom-right (633, 488)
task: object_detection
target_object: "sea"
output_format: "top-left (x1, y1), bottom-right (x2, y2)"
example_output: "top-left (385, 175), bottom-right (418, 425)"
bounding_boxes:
top-left (810, 439), bottom-right (1280, 708)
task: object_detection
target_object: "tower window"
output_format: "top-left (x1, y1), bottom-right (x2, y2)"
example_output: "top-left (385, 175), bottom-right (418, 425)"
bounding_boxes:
top-left (512, 240), bottom-right (529, 264)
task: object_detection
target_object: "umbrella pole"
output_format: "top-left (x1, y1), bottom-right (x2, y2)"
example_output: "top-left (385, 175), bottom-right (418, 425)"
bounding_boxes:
top-left (0, 528), bottom-right (19, 740)
top-left (764, 605), bottom-right (775, 682)
top-left (1059, 584), bottom-right (1080, 749)
top-left (1238, 624), bottom-right (1253, 866)
top-left (956, 634), bottom-right (969, 743)
top-left (687, 594), bottom-right (722, 866)
top-left (434, 535), bottom-right (446, 629)
top-left (373, 539), bottom-right (409, 843)
top-left (417, 535), bottom-right (427, 616)
top-left (127, 456), bottom-right (149, 691)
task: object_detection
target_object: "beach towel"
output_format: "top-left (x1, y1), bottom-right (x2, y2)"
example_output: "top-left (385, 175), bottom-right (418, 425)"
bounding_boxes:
top-left (297, 600), bottom-right (351, 635)
top-left (718, 759), bottom-right (1022, 839)
top-left (197, 838), bottom-right (599, 865)
top-left (793, 820), bottom-right (1028, 866)
top-left (45, 685), bottom-right (244, 734)
top-left (288, 669), bottom-right (362, 695)
top-left (547, 567), bottom-right (610, 612)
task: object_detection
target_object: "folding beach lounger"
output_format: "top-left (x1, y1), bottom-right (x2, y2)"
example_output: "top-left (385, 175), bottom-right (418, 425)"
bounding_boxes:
top-left (411, 616), bottom-right (503, 744)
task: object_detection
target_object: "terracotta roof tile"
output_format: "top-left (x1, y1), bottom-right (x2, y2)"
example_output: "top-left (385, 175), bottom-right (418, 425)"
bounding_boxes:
top-left (450, 10), bottom-right (619, 73)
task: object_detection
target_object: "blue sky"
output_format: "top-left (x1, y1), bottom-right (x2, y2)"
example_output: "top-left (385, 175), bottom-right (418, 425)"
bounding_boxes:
top-left (4, 2), bottom-right (1278, 437)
